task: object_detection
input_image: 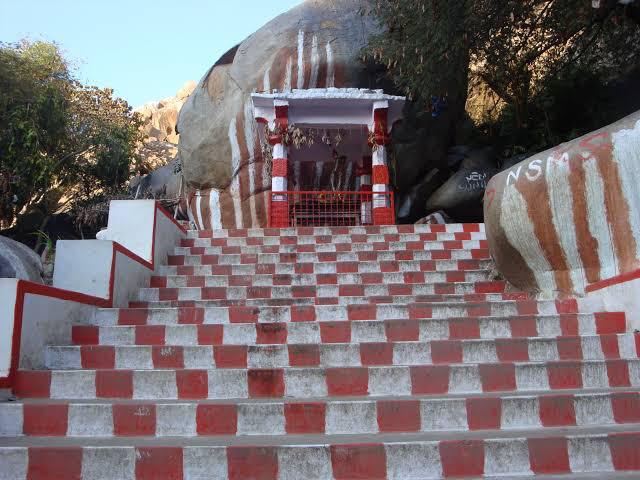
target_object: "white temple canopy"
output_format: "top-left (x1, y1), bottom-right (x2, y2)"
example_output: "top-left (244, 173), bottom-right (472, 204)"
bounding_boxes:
top-left (251, 88), bottom-right (405, 131)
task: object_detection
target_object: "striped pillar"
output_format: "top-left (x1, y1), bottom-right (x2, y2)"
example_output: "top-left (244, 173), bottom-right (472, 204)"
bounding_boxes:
top-left (357, 156), bottom-right (373, 225)
top-left (270, 100), bottom-right (289, 228)
top-left (371, 102), bottom-right (393, 225)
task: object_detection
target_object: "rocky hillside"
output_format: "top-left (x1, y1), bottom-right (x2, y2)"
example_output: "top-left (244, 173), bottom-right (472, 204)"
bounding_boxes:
top-left (134, 80), bottom-right (196, 172)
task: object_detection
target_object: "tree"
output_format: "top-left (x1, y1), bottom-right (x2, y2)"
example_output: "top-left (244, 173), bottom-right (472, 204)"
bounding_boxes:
top-left (0, 41), bottom-right (144, 230)
top-left (364, 0), bottom-right (640, 147)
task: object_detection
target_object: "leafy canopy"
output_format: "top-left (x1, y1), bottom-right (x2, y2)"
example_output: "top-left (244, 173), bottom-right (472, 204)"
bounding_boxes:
top-left (0, 40), bottom-right (144, 229)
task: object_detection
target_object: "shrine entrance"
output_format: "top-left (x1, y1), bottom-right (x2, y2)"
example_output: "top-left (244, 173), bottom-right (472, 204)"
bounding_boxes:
top-left (251, 89), bottom-right (405, 228)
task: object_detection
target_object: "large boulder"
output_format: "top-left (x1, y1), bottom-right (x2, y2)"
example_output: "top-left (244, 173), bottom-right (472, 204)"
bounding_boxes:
top-left (484, 110), bottom-right (640, 296)
top-left (178, 0), bottom-right (383, 229)
top-left (0, 236), bottom-right (43, 283)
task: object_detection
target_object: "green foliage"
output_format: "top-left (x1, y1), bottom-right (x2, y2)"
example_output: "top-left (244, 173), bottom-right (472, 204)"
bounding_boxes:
top-left (365, 0), bottom-right (640, 151)
top-left (0, 40), bottom-right (144, 230)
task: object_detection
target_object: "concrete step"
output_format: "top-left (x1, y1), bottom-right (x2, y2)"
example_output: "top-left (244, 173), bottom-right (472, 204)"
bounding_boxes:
top-left (137, 284), bottom-right (518, 303)
top-left (45, 334), bottom-right (640, 370)
top-left (186, 223), bottom-right (486, 238)
top-left (155, 266), bottom-right (495, 284)
top-left (166, 252), bottom-right (493, 267)
top-left (182, 230), bottom-right (487, 247)
top-left (71, 314), bottom-right (631, 347)
top-left (136, 291), bottom-right (520, 307)
top-left (93, 300), bottom-right (587, 326)
top-left (3, 431), bottom-right (639, 479)
top-left (172, 240), bottom-right (488, 256)
top-left (4, 392), bottom-right (640, 438)
top-left (13, 359), bottom-right (640, 400)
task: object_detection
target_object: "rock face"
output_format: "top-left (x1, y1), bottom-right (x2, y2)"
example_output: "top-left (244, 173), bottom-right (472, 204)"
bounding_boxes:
top-left (178, 0), bottom-right (380, 229)
top-left (0, 236), bottom-right (43, 283)
top-left (135, 81), bottom-right (196, 172)
top-left (484, 110), bottom-right (640, 295)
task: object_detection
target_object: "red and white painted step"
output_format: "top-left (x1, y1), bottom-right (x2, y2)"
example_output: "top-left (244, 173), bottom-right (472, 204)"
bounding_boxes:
top-left (2, 223), bottom-right (640, 479)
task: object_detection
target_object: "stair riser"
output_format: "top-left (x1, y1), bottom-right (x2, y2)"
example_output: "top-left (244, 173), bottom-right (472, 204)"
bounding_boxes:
top-left (173, 241), bottom-right (488, 256)
top-left (14, 361), bottom-right (640, 400)
top-left (187, 223), bottom-right (486, 238)
top-left (155, 269), bottom-right (494, 284)
top-left (94, 300), bottom-right (584, 326)
top-left (139, 280), bottom-right (508, 299)
top-left (46, 335), bottom-right (640, 370)
top-left (167, 254), bottom-right (492, 267)
top-left (5, 433), bottom-right (638, 479)
top-left (72, 315), bottom-right (631, 346)
top-left (183, 231), bottom-right (487, 247)
top-left (137, 289), bottom-right (512, 303)
top-left (4, 394), bottom-right (639, 438)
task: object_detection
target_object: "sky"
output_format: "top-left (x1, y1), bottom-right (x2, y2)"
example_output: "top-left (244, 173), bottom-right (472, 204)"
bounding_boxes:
top-left (0, 0), bottom-right (302, 107)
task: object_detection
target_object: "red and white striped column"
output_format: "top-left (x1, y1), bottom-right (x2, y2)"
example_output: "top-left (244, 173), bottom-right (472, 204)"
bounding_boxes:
top-left (269, 100), bottom-right (289, 228)
top-left (371, 101), bottom-right (393, 225)
top-left (357, 156), bottom-right (373, 225)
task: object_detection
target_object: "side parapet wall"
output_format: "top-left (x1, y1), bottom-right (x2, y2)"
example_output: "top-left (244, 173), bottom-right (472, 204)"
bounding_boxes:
top-left (484, 111), bottom-right (640, 324)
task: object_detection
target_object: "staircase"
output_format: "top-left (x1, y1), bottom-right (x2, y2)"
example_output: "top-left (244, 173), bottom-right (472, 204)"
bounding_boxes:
top-left (2, 224), bottom-right (640, 479)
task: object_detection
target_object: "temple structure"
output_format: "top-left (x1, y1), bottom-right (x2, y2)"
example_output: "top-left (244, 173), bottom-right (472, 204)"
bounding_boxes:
top-left (251, 88), bottom-right (405, 227)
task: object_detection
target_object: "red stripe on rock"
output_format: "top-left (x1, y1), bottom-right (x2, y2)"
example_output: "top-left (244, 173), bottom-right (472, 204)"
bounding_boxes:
top-left (327, 368), bottom-right (369, 396)
top-left (330, 444), bottom-right (387, 480)
top-left (285, 402), bottom-right (326, 434)
top-left (348, 305), bottom-right (377, 321)
top-left (480, 363), bottom-right (516, 392)
top-left (517, 300), bottom-right (538, 315)
top-left (23, 404), bottom-right (68, 436)
top-left (229, 307), bottom-right (259, 323)
top-left (135, 447), bottom-right (183, 480)
top-left (600, 335), bottom-right (621, 358)
top-left (96, 370), bottom-right (133, 399)
top-left (439, 440), bottom-right (485, 477)
top-left (227, 446), bottom-right (279, 480)
top-left (409, 305), bottom-right (432, 319)
top-left (81, 346), bottom-right (115, 369)
top-left (113, 404), bottom-right (156, 436)
top-left (28, 447), bottom-right (82, 480)
top-left (559, 315), bottom-right (579, 336)
top-left (197, 404), bottom-right (238, 435)
top-left (528, 437), bottom-right (570, 474)
top-left (466, 397), bottom-right (501, 430)
top-left (248, 369), bottom-right (285, 397)
top-left (177, 370), bottom-right (208, 399)
top-left (539, 395), bottom-right (577, 426)
top-left (410, 366), bottom-right (450, 394)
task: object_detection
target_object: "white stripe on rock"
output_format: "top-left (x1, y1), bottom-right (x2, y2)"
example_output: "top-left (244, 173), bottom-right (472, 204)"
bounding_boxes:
top-left (228, 118), bottom-right (243, 228)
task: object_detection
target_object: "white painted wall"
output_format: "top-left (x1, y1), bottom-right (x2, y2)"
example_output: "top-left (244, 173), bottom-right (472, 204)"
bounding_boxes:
top-left (96, 200), bottom-right (156, 262)
top-left (53, 241), bottom-right (114, 299)
top-left (579, 279), bottom-right (640, 332)
top-left (0, 279), bottom-right (18, 379)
